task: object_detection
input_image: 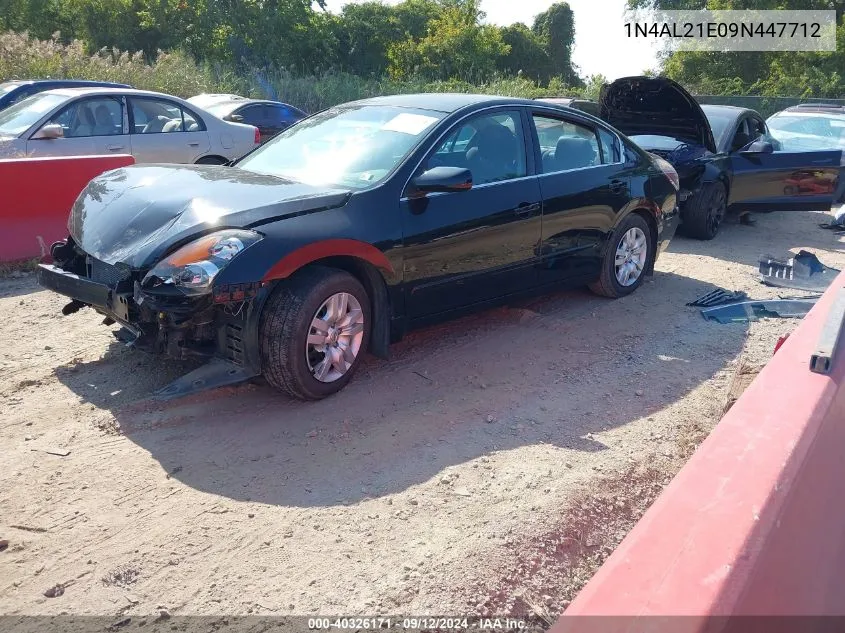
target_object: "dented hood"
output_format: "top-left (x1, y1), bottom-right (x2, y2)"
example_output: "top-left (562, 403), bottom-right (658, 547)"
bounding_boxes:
top-left (68, 164), bottom-right (351, 269)
top-left (600, 76), bottom-right (716, 153)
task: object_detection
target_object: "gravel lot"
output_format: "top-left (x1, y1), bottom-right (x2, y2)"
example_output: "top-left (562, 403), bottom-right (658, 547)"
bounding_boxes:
top-left (1, 210), bottom-right (843, 622)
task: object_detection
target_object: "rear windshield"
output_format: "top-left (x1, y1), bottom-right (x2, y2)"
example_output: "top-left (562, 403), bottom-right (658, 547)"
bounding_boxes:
top-left (0, 82), bottom-right (22, 97)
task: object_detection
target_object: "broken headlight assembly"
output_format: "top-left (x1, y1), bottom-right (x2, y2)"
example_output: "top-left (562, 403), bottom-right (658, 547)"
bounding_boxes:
top-left (142, 229), bottom-right (262, 294)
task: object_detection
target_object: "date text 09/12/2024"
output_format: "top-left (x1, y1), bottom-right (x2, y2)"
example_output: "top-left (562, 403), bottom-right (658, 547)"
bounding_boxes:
top-left (307, 617), bottom-right (534, 630)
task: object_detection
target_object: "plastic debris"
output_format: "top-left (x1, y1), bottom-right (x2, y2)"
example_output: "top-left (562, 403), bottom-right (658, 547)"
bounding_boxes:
top-left (701, 298), bottom-right (819, 324)
top-left (759, 250), bottom-right (840, 293)
top-left (687, 288), bottom-right (748, 307)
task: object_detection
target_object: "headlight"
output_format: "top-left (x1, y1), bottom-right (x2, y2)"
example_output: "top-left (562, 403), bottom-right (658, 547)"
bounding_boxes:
top-left (143, 229), bottom-right (262, 292)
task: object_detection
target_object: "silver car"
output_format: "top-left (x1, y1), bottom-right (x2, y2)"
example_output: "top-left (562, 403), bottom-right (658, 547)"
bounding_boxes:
top-left (0, 87), bottom-right (260, 163)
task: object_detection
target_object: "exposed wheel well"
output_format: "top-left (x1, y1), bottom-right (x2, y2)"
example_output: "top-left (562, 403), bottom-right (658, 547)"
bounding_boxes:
top-left (291, 256), bottom-right (392, 359)
top-left (195, 155), bottom-right (228, 165)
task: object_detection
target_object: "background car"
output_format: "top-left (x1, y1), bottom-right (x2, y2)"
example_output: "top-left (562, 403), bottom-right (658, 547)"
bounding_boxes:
top-left (534, 97), bottom-right (600, 117)
top-left (0, 79), bottom-right (131, 112)
top-left (767, 103), bottom-right (845, 152)
top-left (186, 93), bottom-right (246, 109)
top-left (198, 96), bottom-right (307, 143)
top-left (600, 76), bottom-right (844, 240)
top-left (0, 87), bottom-right (259, 163)
top-left (38, 94), bottom-right (679, 401)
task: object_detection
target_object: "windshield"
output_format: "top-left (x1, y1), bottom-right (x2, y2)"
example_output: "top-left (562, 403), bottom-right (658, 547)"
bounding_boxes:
top-left (205, 101), bottom-right (245, 117)
top-left (629, 135), bottom-right (687, 150)
top-left (703, 110), bottom-right (736, 148)
top-left (767, 115), bottom-right (845, 150)
top-left (0, 92), bottom-right (67, 136)
top-left (237, 105), bottom-right (444, 189)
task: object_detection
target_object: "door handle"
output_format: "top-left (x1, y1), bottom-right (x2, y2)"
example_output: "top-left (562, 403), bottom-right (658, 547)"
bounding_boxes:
top-left (106, 145), bottom-right (124, 151)
top-left (609, 179), bottom-right (627, 193)
top-left (514, 202), bottom-right (541, 217)
top-left (188, 142), bottom-right (200, 147)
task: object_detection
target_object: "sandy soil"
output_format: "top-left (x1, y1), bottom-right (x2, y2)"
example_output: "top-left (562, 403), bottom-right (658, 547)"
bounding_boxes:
top-left (1, 210), bottom-right (843, 622)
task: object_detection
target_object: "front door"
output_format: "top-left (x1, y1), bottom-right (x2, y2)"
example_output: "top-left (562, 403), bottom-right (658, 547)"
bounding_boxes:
top-left (401, 108), bottom-right (543, 319)
top-left (728, 115), bottom-right (841, 211)
top-left (27, 95), bottom-right (129, 158)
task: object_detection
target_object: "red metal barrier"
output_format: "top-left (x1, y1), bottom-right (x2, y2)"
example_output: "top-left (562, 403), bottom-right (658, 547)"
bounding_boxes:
top-left (552, 272), bottom-right (845, 630)
top-left (0, 154), bottom-right (134, 262)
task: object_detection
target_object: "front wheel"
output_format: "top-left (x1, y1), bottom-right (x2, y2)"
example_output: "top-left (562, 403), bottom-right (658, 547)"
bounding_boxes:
top-left (259, 266), bottom-right (371, 400)
top-left (589, 213), bottom-right (654, 298)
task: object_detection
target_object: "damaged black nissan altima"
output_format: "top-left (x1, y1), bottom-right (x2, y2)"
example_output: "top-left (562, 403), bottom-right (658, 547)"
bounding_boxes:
top-left (600, 76), bottom-right (845, 240)
top-left (38, 93), bottom-right (680, 400)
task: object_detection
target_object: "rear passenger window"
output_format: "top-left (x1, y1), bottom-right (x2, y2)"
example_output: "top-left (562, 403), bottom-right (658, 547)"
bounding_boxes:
top-left (598, 128), bottom-right (622, 164)
top-left (533, 114), bottom-right (600, 174)
top-left (130, 98), bottom-right (205, 134)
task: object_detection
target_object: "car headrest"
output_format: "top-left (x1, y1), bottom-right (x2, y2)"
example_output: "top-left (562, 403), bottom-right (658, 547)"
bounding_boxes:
top-left (555, 137), bottom-right (595, 170)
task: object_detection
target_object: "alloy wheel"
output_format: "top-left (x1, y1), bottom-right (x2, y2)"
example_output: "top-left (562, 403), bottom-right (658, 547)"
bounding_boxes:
top-left (615, 227), bottom-right (648, 287)
top-left (305, 292), bottom-right (365, 383)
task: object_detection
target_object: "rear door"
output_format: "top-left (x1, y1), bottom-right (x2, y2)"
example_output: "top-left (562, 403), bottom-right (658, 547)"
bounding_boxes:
top-left (530, 109), bottom-right (633, 284)
top-left (401, 107), bottom-right (543, 319)
top-left (128, 96), bottom-right (210, 163)
top-left (729, 113), bottom-right (841, 211)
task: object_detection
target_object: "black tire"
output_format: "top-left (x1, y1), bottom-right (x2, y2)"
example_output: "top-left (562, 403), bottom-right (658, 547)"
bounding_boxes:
top-left (196, 155), bottom-right (228, 165)
top-left (680, 181), bottom-right (727, 240)
top-left (589, 213), bottom-right (654, 299)
top-left (259, 266), bottom-right (371, 400)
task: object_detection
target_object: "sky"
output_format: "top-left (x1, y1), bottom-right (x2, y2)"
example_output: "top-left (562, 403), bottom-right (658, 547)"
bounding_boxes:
top-left (317, 0), bottom-right (661, 80)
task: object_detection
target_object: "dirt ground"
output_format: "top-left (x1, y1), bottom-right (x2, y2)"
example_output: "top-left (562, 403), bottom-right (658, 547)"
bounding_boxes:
top-left (1, 210), bottom-right (843, 623)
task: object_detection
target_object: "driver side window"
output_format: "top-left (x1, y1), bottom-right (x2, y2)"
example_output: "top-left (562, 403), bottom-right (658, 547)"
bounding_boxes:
top-left (48, 97), bottom-right (124, 138)
top-left (426, 111), bottom-right (526, 185)
top-left (730, 119), bottom-right (752, 152)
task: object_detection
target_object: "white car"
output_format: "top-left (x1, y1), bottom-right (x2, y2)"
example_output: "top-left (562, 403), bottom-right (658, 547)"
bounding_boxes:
top-left (0, 87), bottom-right (260, 164)
top-left (187, 93), bottom-right (248, 109)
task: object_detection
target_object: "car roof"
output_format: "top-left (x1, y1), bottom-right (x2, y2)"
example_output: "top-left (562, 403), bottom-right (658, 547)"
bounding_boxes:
top-left (343, 93), bottom-right (542, 113)
top-left (700, 104), bottom-right (755, 117)
top-left (37, 87), bottom-right (188, 100)
top-left (3, 79), bottom-right (129, 87)
top-left (778, 103), bottom-right (845, 115)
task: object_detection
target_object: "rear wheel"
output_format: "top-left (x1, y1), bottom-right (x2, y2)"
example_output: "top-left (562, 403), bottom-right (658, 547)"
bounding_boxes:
top-left (589, 213), bottom-right (654, 298)
top-left (680, 181), bottom-right (727, 240)
top-left (259, 266), bottom-right (371, 400)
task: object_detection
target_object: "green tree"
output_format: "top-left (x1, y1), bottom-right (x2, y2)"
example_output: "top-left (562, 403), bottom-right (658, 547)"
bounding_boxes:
top-left (387, 0), bottom-right (509, 81)
top-left (532, 2), bottom-right (579, 84)
top-left (496, 23), bottom-right (552, 82)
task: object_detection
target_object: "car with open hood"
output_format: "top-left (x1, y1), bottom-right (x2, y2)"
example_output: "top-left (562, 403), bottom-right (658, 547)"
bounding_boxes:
top-left (600, 76), bottom-right (845, 239)
top-left (37, 93), bottom-right (680, 401)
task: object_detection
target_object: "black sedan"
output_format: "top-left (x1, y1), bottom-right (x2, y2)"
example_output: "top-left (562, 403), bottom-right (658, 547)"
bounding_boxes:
top-left (600, 77), bottom-right (844, 239)
top-left (37, 94), bottom-right (679, 400)
top-left (199, 96), bottom-right (307, 143)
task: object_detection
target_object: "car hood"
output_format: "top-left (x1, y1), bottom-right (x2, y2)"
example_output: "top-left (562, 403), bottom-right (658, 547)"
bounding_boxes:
top-left (69, 164), bottom-right (352, 269)
top-left (600, 76), bottom-right (716, 153)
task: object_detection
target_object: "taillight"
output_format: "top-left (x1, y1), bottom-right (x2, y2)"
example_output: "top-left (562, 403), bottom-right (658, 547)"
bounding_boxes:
top-left (649, 153), bottom-right (680, 190)
top-left (254, 127), bottom-right (261, 144)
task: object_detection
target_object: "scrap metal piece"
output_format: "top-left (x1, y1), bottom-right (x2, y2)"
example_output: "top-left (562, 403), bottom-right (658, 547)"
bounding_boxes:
top-left (687, 288), bottom-right (748, 307)
top-left (153, 358), bottom-right (257, 401)
top-left (809, 287), bottom-right (845, 375)
top-left (759, 250), bottom-right (840, 293)
top-left (701, 298), bottom-right (819, 324)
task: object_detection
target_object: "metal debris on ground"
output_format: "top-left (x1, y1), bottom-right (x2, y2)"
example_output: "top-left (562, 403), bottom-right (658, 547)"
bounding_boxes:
top-left (701, 298), bottom-right (819, 324)
top-left (809, 287), bottom-right (845, 375)
top-left (820, 204), bottom-right (845, 230)
top-left (686, 288), bottom-right (748, 307)
top-left (759, 250), bottom-right (841, 293)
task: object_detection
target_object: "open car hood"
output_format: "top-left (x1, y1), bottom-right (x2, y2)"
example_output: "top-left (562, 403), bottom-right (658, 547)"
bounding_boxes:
top-left (600, 76), bottom-right (716, 153)
top-left (68, 164), bottom-right (351, 269)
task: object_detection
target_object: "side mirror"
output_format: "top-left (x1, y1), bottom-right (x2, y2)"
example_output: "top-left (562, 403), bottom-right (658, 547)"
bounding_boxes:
top-left (740, 139), bottom-right (775, 154)
top-left (226, 114), bottom-right (245, 123)
top-left (410, 166), bottom-right (472, 196)
top-left (32, 123), bottom-right (64, 140)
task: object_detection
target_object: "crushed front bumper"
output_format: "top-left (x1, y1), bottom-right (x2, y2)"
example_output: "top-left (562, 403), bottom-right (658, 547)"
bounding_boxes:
top-left (36, 263), bottom-right (133, 325)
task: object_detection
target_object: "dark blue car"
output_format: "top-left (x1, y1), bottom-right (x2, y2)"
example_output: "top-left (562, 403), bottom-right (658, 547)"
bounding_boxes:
top-left (0, 79), bottom-right (132, 111)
